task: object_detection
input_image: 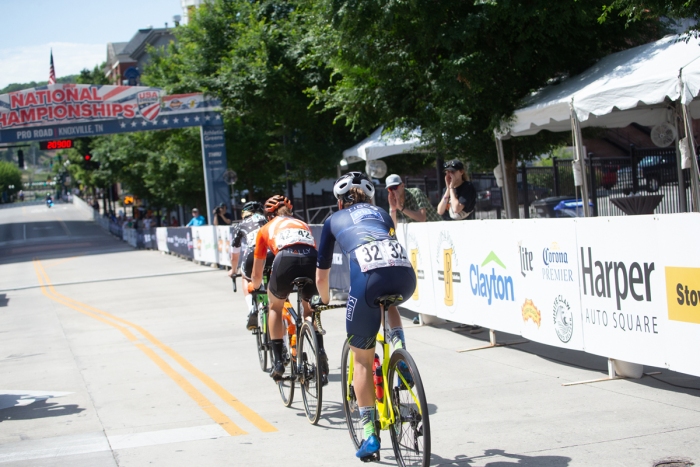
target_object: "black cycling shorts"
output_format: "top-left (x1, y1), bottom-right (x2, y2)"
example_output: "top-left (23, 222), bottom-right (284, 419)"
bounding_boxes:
top-left (346, 262), bottom-right (416, 350)
top-left (242, 249), bottom-right (274, 280)
top-left (268, 247), bottom-right (319, 300)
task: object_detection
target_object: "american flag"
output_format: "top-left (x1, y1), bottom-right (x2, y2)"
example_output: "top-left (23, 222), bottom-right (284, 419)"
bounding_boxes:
top-left (48, 49), bottom-right (56, 85)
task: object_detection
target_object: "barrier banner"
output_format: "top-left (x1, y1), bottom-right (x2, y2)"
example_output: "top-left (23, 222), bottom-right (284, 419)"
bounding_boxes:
top-left (123, 228), bottom-right (138, 248)
top-left (141, 228), bottom-right (157, 249)
top-left (192, 225), bottom-right (218, 264)
top-left (156, 227), bottom-right (169, 252)
top-left (576, 216), bottom-right (672, 370)
top-left (514, 219), bottom-right (584, 350)
top-left (396, 223), bottom-right (437, 316)
top-left (658, 214), bottom-right (700, 377)
top-left (216, 226), bottom-right (233, 267)
top-left (166, 227), bottom-right (193, 257)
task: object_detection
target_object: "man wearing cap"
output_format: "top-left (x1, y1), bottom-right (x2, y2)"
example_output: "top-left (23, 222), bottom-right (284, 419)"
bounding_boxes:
top-left (213, 202), bottom-right (233, 226)
top-left (186, 208), bottom-right (207, 226)
top-left (385, 174), bottom-right (441, 226)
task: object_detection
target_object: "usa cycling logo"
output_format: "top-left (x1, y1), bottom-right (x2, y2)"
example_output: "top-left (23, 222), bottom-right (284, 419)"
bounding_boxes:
top-left (346, 296), bottom-right (358, 321)
top-left (137, 90), bottom-right (161, 122)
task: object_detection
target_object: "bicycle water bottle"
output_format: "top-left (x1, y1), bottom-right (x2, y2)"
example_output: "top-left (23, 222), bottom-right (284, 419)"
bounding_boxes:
top-left (290, 334), bottom-right (297, 359)
top-left (373, 354), bottom-right (383, 401)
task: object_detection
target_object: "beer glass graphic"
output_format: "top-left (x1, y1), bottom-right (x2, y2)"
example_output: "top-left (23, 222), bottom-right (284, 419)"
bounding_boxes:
top-left (444, 248), bottom-right (454, 306)
top-left (410, 248), bottom-right (419, 300)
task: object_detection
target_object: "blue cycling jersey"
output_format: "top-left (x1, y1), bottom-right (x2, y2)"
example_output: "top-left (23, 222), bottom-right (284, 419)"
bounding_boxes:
top-left (316, 203), bottom-right (396, 270)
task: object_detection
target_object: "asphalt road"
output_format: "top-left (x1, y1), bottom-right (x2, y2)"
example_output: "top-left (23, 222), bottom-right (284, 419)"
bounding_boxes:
top-left (1, 202), bottom-right (700, 466)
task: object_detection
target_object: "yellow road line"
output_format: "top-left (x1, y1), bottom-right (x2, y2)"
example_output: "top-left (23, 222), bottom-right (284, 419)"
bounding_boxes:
top-left (33, 260), bottom-right (246, 437)
top-left (34, 259), bottom-right (276, 433)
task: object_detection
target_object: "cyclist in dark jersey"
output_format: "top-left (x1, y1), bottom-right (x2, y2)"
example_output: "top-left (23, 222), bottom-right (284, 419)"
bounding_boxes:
top-left (314, 172), bottom-right (416, 460)
top-left (228, 201), bottom-right (274, 330)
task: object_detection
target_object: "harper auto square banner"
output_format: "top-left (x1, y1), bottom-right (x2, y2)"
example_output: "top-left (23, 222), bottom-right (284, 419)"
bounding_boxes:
top-left (0, 84), bottom-right (221, 143)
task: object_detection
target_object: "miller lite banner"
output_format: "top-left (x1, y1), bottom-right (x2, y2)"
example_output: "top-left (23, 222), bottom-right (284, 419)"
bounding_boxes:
top-left (397, 213), bottom-right (700, 378)
top-left (0, 84), bottom-right (221, 143)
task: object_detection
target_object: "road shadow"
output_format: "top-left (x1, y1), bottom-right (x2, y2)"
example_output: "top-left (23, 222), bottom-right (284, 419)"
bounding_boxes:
top-left (0, 293), bottom-right (8, 306)
top-left (0, 396), bottom-right (84, 422)
top-left (429, 449), bottom-right (571, 466)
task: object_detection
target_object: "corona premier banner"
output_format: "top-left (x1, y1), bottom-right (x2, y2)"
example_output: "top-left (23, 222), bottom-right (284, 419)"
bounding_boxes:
top-left (397, 213), bottom-right (700, 378)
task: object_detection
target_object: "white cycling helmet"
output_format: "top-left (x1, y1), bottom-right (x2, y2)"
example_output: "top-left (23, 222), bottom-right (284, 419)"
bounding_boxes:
top-left (333, 171), bottom-right (375, 201)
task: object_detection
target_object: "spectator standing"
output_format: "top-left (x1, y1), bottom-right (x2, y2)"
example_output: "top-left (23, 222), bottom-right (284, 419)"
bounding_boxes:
top-left (170, 215), bottom-right (180, 227)
top-left (186, 208), bottom-right (207, 227)
top-left (213, 203), bottom-right (233, 226)
top-left (385, 174), bottom-right (441, 226)
top-left (437, 159), bottom-right (477, 220)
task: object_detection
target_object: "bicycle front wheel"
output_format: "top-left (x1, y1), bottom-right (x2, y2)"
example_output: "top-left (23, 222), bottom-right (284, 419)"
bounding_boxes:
top-left (388, 349), bottom-right (431, 467)
top-left (299, 322), bottom-right (322, 424)
top-left (277, 332), bottom-right (294, 407)
top-left (340, 339), bottom-right (363, 449)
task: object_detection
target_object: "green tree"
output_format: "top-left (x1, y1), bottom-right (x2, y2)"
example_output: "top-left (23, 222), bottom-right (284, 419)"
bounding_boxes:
top-left (0, 161), bottom-right (23, 201)
top-left (145, 0), bottom-right (357, 200)
top-left (75, 63), bottom-right (110, 85)
top-left (600, 0), bottom-right (699, 34)
top-left (305, 0), bottom-right (661, 210)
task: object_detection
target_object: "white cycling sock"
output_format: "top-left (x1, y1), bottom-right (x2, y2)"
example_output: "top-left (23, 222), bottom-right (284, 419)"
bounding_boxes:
top-left (244, 294), bottom-right (254, 312)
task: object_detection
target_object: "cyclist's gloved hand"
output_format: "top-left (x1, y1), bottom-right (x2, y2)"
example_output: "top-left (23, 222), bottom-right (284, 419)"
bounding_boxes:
top-left (247, 283), bottom-right (262, 294)
top-left (310, 295), bottom-right (326, 309)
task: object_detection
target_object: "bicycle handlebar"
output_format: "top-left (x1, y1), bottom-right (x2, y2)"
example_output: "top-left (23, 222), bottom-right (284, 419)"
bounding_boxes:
top-left (310, 302), bottom-right (347, 336)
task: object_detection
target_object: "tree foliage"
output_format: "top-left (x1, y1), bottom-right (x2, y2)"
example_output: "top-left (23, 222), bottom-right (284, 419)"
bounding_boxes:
top-left (305, 0), bottom-right (662, 170)
top-left (0, 161), bottom-right (22, 198)
top-left (600, 0), bottom-right (699, 34)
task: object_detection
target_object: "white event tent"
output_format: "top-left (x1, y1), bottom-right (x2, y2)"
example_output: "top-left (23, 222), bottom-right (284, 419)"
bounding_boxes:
top-left (497, 34), bottom-right (700, 215)
top-left (341, 126), bottom-right (424, 165)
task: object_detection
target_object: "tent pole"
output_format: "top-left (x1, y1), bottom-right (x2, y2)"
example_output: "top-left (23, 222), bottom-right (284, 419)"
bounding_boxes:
top-left (682, 104), bottom-right (700, 212)
top-left (494, 134), bottom-right (514, 218)
top-left (570, 102), bottom-right (590, 217)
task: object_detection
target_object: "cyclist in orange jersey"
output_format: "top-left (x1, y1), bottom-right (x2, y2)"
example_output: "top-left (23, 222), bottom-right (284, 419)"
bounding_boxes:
top-left (249, 195), bottom-right (327, 382)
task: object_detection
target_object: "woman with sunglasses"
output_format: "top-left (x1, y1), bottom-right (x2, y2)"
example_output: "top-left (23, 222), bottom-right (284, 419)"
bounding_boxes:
top-left (437, 159), bottom-right (477, 221)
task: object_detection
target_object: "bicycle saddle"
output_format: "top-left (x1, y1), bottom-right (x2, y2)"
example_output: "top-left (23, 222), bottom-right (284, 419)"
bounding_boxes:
top-left (292, 277), bottom-right (314, 288)
top-left (374, 294), bottom-right (404, 307)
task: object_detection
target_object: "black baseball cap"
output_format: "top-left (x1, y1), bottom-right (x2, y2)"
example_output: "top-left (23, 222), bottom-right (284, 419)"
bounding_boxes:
top-left (444, 159), bottom-right (465, 171)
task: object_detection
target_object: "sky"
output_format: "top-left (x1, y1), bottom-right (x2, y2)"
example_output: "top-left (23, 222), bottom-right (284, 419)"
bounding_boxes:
top-left (0, 0), bottom-right (183, 89)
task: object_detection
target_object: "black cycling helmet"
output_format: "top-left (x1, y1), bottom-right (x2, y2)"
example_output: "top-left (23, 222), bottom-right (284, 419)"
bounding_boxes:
top-left (242, 201), bottom-right (264, 214)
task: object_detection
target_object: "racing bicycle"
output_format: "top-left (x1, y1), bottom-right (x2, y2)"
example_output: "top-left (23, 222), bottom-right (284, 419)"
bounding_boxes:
top-left (341, 294), bottom-right (431, 466)
top-left (276, 277), bottom-right (344, 424)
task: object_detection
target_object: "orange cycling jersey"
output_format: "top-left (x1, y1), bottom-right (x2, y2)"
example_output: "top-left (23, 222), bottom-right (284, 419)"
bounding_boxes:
top-left (254, 216), bottom-right (316, 259)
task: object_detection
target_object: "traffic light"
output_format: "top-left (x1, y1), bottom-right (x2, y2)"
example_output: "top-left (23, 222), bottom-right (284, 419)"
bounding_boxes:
top-left (17, 149), bottom-right (24, 169)
top-left (83, 154), bottom-right (99, 170)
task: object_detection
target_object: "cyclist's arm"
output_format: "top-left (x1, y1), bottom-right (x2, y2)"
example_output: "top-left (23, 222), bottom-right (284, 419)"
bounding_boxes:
top-left (316, 268), bottom-right (331, 305)
top-left (315, 219), bottom-right (335, 305)
top-left (251, 226), bottom-right (269, 289)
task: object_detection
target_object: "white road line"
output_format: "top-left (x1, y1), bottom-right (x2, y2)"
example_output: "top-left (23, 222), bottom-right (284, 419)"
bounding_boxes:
top-left (0, 425), bottom-right (229, 463)
top-left (0, 432), bottom-right (109, 463)
top-left (109, 424), bottom-right (229, 450)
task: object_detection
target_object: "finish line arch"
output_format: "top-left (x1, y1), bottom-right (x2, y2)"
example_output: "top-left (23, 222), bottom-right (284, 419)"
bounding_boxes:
top-left (0, 84), bottom-right (229, 220)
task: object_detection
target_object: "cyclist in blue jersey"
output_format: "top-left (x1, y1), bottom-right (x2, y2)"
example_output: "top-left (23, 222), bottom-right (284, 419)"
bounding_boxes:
top-left (314, 172), bottom-right (416, 460)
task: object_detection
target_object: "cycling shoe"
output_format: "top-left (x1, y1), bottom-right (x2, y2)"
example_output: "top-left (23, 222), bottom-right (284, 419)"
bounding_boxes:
top-left (270, 360), bottom-right (285, 381)
top-left (355, 434), bottom-right (380, 459)
top-left (246, 310), bottom-right (258, 331)
top-left (318, 349), bottom-right (329, 387)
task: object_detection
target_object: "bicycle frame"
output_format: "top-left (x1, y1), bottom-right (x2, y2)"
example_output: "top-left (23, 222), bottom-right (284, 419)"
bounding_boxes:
top-left (346, 306), bottom-right (398, 430)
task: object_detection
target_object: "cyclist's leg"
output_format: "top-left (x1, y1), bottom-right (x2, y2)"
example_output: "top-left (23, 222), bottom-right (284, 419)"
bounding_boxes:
top-left (267, 251), bottom-right (296, 379)
top-left (346, 263), bottom-right (383, 457)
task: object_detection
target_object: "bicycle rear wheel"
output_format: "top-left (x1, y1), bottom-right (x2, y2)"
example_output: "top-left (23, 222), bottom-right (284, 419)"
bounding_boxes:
top-left (277, 333), bottom-right (295, 406)
top-left (256, 306), bottom-right (269, 372)
top-left (340, 340), bottom-right (363, 449)
top-left (388, 349), bottom-right (431, 467)
top-left (299, 322), bottom-right (322, 424)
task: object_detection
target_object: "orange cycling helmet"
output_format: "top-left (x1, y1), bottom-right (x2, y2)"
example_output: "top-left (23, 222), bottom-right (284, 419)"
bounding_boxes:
top-left (264, 195), bottom-right (293, 214)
